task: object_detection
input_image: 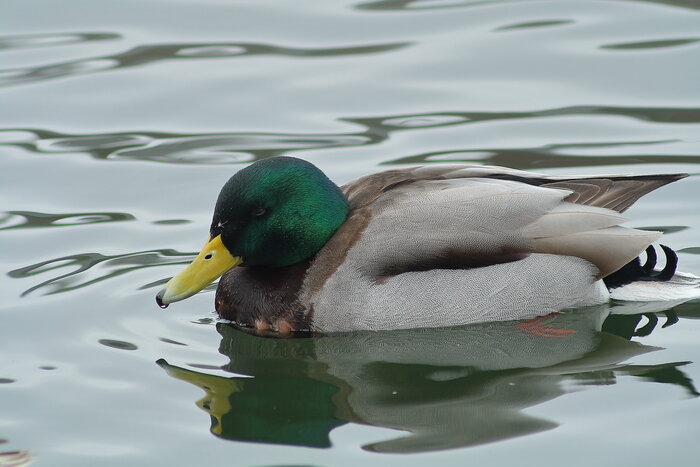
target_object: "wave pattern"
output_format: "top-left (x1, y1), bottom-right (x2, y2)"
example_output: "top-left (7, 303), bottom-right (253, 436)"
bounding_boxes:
top-left (355, 0), bottom-right (700, 11)
top-left (3, 105), bottom-right (699, 167)
top-left (8, 249), bottom-right (195, 297)
top-left (356, 0), bottom-right (501, 11)
top-left (0, 211), bottom-right (134, 231)
top-left (1, 0), bottom-right (699, 462)
top-left (0, 32), bottom-right (120, 50)
top-left (0, 40), bottom-right (410, 87)
top-left (601, 38), bottom-right (700, 50)
top-left (385, 140), bottom-right (700, 168)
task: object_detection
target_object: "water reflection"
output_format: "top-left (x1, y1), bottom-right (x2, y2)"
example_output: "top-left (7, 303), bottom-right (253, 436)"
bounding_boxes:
top-left (8, 249), bottom-right (194, 296)
top-left (0, 32), bottom-right (119, 51)
top-left (159, 305), bottom-right (697, 453)
top-left (637, 0), bottom-right (700, 11)
top-left (385, 141), bottom-right (700, 169)
top-left (0, 41), bottom-right (409, 87)
top-left (355, 0), bottom-right (700, 11)
top-left (0, 211), bottom-right (134, 231)
top-left (496, 19), bottom-right (575, 31)
top-left (601, 38), bottom-right (700, 50)
top-left (98, 339), bottom-right (138, 351)
top-left (3, 105), bottom-right (699, 166)
top-left (1, 128), bottom-right (371, 164)
top-left (602, 309), bottom-right (679, 337)
top-left (356, 0), bottom-right (497, 11)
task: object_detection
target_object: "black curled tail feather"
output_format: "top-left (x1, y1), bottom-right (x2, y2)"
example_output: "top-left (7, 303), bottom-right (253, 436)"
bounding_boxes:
top-left (604, 245), bottom-right (678, 290)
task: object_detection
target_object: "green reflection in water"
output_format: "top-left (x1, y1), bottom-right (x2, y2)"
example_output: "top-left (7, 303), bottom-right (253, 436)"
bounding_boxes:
top-left (159, 304), bottom-right (698, 453)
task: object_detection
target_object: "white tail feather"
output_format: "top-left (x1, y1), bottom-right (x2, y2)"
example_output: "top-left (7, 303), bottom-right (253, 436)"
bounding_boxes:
top-left (610, 271), bottom-right (700, 302)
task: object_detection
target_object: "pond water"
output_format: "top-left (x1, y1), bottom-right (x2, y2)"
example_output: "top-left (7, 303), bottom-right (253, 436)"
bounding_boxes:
top-left (2, 0), bottom-right (700, 465)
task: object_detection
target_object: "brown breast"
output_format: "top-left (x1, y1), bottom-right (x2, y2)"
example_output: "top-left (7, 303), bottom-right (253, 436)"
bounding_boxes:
top-left (215, 260), bottom-right (313, 336)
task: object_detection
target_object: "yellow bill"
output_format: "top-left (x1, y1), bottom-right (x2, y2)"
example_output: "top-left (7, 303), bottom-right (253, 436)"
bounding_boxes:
top-left (157, 359), bottom-right (243, 435)
top-left (156, 235), bottom-right (242, 308)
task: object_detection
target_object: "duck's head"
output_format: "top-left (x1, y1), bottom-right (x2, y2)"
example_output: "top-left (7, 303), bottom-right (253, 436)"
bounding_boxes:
top-left (156, 156), bottom-right (349, 308)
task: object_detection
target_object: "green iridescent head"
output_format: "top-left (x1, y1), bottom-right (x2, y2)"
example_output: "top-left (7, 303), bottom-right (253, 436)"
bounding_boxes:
top-left (156, 156), bottom-right (349, 307)
top-left (210, 156), bottom-right (349, 267)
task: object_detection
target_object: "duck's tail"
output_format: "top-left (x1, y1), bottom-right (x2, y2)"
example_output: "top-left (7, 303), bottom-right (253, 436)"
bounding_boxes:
top-left (605, 245), bottom-right (700, 302)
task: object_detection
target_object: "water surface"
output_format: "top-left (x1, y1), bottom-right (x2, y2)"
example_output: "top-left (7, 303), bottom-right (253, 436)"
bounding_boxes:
top-left (1, 0), bottom-right (700, 465)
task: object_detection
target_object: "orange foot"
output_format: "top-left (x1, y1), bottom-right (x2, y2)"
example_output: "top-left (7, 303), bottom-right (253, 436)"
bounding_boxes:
top-left (516, 313), bottom-right (575, 338)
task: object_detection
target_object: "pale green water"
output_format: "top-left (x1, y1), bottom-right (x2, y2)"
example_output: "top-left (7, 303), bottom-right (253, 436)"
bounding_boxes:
top-left (2, 0), bottom-right (700, 466)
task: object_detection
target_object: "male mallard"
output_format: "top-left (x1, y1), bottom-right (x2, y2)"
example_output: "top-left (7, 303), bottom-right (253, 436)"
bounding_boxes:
top-left (156, 156), bottom-right (695, 335)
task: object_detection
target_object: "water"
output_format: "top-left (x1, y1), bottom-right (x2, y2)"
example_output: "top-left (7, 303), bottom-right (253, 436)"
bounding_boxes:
top-left (2, 0), bottom-right (700, 465)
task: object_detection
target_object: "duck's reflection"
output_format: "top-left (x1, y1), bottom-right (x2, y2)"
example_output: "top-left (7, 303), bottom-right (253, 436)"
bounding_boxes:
top-left (158, 303), bottom-right (697, 453)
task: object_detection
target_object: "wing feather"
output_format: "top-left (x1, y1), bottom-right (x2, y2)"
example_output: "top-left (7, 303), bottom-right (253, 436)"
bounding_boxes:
top-left (329, 164), bottom-right (684, 283)
top-left (343, 165), bottom-right (686, 213)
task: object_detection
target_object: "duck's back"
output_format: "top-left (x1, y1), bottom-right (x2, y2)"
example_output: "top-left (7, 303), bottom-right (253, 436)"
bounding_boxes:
top-left (300, 165), bottom-right (683, 332)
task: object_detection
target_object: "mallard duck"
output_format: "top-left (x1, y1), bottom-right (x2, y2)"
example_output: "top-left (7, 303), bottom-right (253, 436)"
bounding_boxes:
top-left (156, 156), bottom-right (696, 335)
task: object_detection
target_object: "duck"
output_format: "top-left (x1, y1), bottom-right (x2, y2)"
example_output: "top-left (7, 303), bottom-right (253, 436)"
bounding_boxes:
top-left (156, 156), bottom-right (696, 335)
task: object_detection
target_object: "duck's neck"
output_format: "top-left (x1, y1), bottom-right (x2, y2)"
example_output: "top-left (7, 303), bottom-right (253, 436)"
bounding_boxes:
top-left (215, 260), bottom-right (314, 331)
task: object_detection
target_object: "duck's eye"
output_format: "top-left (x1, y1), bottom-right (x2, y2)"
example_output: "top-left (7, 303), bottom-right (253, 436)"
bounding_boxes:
top-left (204, 252), bottom-right (214, 261)
top-left (251, 206), bottom-right (267, 217)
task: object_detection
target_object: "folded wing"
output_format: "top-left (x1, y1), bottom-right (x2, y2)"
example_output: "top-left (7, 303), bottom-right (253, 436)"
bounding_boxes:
top-left (340, 165), bottom-right (684, 279)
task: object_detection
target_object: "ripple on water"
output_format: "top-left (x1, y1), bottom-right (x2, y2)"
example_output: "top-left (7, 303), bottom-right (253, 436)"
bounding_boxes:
top-left (387, 140), bottom-right (700, 169)
top-left (3, 128), bottom-right (371, 164)
top-left (379, 114), bottom-right (469, 128)
top-left (1, 0), bottom-right (699, 461)
top-left (159, 338), bottom-right (187, 346)
top-left (601, 38), bottom-right (700, 50)
top-left (98, 339), bottom-right (138, 351)
top-left (8, 249), bottom-right (195, 297)
top-left (495, 19), bottom-right (575, 31)
top-left (5, 105), bottom-right (698, 166)
top-left (112, 134), bottom-right (369, 164)
top-left (0, 40), bottom-right (410, 87)
top-left (151, 219), bottom-right (191, 225)
top-left (0, 32), bottom-right (119, 50)
top-left (356, 0), bottom-right (498, 11)
top-left (0, 211), bottom-right (135, 230)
